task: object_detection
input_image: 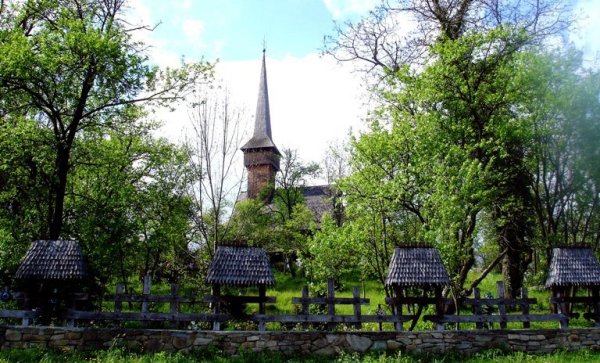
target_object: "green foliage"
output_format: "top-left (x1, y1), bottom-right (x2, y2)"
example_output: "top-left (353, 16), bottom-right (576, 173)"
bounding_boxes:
top-left (304, 216), bottom-right (365, 286)
top-left (68, 126), bottom-right (194, 285)
top-left (227, 199), bottom-right (316, 260)
top-left (1, 347), bottom-right (600, 363)
top-left (332, 26), bottom-right (599, 296)
top-left (0, 0), bottom-right (212, 240)
top-left (0, 0), bottom-right (211, 290)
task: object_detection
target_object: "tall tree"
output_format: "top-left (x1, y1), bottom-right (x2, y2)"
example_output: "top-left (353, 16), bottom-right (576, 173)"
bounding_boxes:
top-left (324, 0), bottom-right (574, 297)
top-left (186, 90), bottom-right (244, 256)
top-left (0, 0), bottom-right (212, 239)
top-left (525, 51), bottom-right (600, 261)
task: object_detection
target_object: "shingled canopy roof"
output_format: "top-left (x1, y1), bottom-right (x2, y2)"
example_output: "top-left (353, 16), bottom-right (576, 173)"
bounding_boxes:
top-left (546, 247), bottom-right (600, 288)
top-left (207, 246), bottom-right (275, 287)
top-left (385, 247), bottom-right (450, 287)
top-left (15, 240), bottom-right (87, 280)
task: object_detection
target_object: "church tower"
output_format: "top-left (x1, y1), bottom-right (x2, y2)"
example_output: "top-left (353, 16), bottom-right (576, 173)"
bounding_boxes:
top-left (241, 50), bottom-right (280, 203)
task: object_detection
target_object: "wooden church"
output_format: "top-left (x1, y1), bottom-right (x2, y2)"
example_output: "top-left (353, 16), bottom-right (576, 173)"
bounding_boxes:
top-left (238, 50), bottom-right (334, 220)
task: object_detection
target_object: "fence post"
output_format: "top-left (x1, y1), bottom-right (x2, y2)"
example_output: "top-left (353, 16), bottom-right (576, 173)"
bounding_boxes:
top-left (112, 283), bottom-right (124, 327)
top-left (115, 284), bottom-right (124, 314)
top-left (301, 286), bottom-right (309, 330)
top-left (593, 287), bottom-right (600, 328)
top-left (327, 278), bottom-right (336, 331)
top-left (555, 288), bottom-right (569, 329)
top-left (170, 283), bottom-right (179, 328)
top-left (212, 284), bottom-right (221, 331)
top-left (521, 287), bottom-right (530, 329)
top-left (258, 285), bottom-right (266, 332)
top-left (497, 281), bottom-right (507, 329)
top-left (473, 288), bottom-right (483, 329)
top-left (352, 287), bottom-right (361, 329)
top-left (434, 287), bottom-right (444, 331)
top-left (141, 276), bottom-right (151, 328)
top-left (394, 287), bottom-right (403, 332)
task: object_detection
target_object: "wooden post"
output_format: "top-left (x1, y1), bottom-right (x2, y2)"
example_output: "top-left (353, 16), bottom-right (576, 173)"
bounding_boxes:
top-left (377, 304), bottom-right (383, 332)
top-left (473, 288), bottom-right (483, 329)
top-left (258, 285), bottom-right (266, 315)
top-left (115, 284), bottom-right (124, 313)
top-left (394, 286), bottom-right (403, 332)
top-left (212, 284), bottom-right (221, 331)
top-left (327, 278), bottom-right (336, 331)
top-left (300, 286), bottom-right (310, 329)
top-left (114, 283), bottom-right (124, 327)
top-left (497, 281), bottom-right (507, 329)
top-left (352, 287), bottom-right (362, 329)
top-left (258, 284), bottom-right (266, 332)
top-left (521, 287), bottom-right (530, 329)
top-left (141, 276), bottom-right (151, 328)
top-left (170, 283), bottom-right (179, 328)
top-left (555, 288), bottom-right (569, 329)
top-left (592, 287), bottom-right (600, 327)
top-left (435, 287), bottom-right (444, 331)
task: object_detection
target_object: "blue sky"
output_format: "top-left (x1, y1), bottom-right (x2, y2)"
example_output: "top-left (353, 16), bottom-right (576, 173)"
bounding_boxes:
top-left (133, 0), bottom-right (372, 61)
top-left (130, 0), bottom-right (600, 169)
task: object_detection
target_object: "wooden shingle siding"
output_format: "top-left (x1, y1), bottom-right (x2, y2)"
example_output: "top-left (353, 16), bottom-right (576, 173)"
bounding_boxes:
top-left (546, 247), bottom-right (600, 287)
top-left (385, 247), bottom-right (450, 287)
top-left (206, 246), bottom-right (275, 287)
top-left (15, 240), bottom-right (87, 280)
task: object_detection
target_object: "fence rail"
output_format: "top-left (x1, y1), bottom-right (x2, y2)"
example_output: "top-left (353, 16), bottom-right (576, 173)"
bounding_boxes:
top-left (424, 282), bottom-right (570, 330)
top-left (0, 278), bottom-right (591, 331)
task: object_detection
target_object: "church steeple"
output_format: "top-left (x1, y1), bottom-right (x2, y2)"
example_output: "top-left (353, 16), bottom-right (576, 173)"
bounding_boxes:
top-left (241, 49), bottom-right (279, 153)
top-left (241, 50), bottom-right (280, 202)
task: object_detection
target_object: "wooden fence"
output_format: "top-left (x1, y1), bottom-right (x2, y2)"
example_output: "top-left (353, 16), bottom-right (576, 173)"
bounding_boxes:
top-left (0, 279), bottom-right (588, 331)
top-left (424, 282), bottom-right (570, 330)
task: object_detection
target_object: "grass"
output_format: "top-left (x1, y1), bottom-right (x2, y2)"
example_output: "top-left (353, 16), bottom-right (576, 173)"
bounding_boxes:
top-left (91, 269), bottom-right (597, 331)
top-left (1, 348), bottom-right (600, 363)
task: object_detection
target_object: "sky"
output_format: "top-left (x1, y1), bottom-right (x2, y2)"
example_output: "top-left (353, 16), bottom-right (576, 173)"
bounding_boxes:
top-left (127, 0), bottom-right (600, 166)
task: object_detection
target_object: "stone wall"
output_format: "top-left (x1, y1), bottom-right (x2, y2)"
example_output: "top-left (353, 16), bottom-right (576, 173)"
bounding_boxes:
top-left (2, 327), bottom-right (600, 355)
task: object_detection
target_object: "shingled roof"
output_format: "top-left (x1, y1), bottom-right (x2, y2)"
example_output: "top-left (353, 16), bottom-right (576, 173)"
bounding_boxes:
top-left (207, 246), bottom-right (275, 287)
top-left (303, 185), bottom-right (335, 223)
top-left (385, 247), bottom-right (450, 287)
top-left (15, 240), bottom-right (87, 280)
top-left (546, 247), bottom-right (600, 288)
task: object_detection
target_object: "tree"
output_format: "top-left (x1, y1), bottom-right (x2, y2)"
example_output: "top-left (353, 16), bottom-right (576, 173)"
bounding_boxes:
top-left (525, 51), bottom-right (600, 269)
top-left (304, 215), bottom-right (365, 289)
top-left (185, 90), bottom-right (244, 256)
top-left (0, 0), bottom-right (212, 239)
top-left (332, 120), bottom-right (427, 296)
top-left (273, 148), bottom-right (320, 221)
top-left (325, 0), bottom-right (571, 78)
top-left (324, 0), bottom-right (575, 297)
top-left (67, 123), bottom-right (194, 288)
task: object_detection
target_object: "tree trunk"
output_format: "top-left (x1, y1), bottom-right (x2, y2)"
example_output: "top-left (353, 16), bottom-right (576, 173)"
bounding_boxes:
top-left (49, 144), bottom-right (70, 239)
top-left (502, 245), bottom-right (533, 298)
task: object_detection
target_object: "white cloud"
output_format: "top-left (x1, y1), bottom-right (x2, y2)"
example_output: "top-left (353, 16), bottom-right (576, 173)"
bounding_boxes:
top-left (217, 53), bottom-right (368, 164)
top-left (182, 19), bottom-right (205, 44)
top-left (322, 0), bottom-right (379, 19)
top-left (571, 0), bottom-right (600, 66)
top-left (180, 0), bottom-right (193, 10)
top-left (124, 0), bottom-right (181, 68)
top-left (155, 53), bottom-right (370, 178)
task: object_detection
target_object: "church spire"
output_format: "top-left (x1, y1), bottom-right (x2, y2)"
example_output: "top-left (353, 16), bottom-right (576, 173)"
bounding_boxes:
top-left (240, 50), bottom-right (281, 202)
top-left (241, 49), bottom-right (279, 153)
